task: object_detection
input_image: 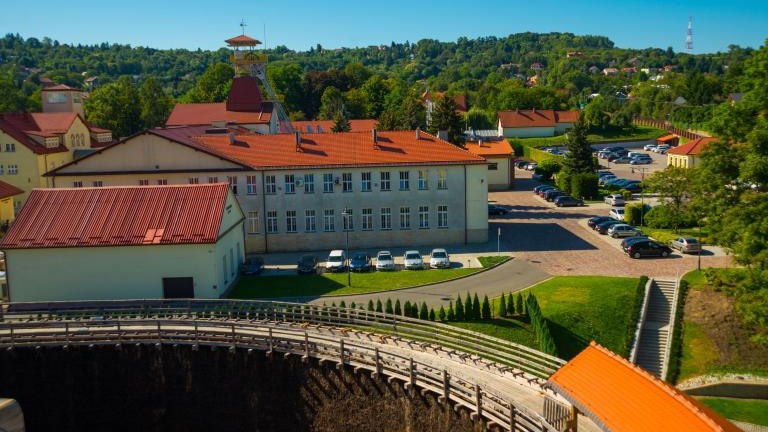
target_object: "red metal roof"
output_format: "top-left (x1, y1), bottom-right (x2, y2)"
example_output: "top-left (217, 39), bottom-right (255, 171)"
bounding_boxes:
top-left (0, 184), bottom-right (230, 249)
top-left (226, 77), bottom-right (263, 112)
top-left (165, 102), bottom-right (274, 127)
top-left (668, 137), bottom-right (719, 156)
top-left (548, 342), bottom-right (740, 432)
top-left (555, 110), bottom-right (579, 123)
top-left (0, 181), bottom-right (23, 199)
top-left (225, 34), bottom-right (262, 45)
top-left (41, 84), bottom-right (79, 92)
top-left (0, 112), bottom-right (111, 155)
top-left (190, 130), bottom-right (487, 169)
top-left (291, 119), bottom-right (379, 133)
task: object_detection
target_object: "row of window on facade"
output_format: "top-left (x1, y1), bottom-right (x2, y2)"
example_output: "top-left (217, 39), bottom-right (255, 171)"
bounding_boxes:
top-left (68, 133), bottom-right (88, 148)
top-left (1, 144), bottom-right (16, 152)
top-left (0, 165), bottom-right (19, 175)
top-left (245, 206), bottom-right (449, 235)
top-left (71, 169), bottom-right (451, 194)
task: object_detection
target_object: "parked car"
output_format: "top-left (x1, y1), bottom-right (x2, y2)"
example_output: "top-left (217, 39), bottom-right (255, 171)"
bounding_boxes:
top-left (597, 170), bottom-right (615, 178)
top-left (515, 160), bottom-right (530, 169)
top-left (534, 184), bottom-right (556, 194)
top-left (326, 249), bottom-right (346, 272)
top-left (375, 251), bottom-right (396, 271)
top-left (621, 236), bottom-right (651, 252)
top-left (643, 143), bottom-right (658, 151)
top-left (525, 163), bottom-right (538, 171)
top-left (623, 182), bottom-right (643, 192)
top-left (613, 156), bottom-right (632, 164)
top-left (670, 237), bottom-right (702, 254)
top-left (630, 156), bottom-right (653, 165)
top-left (626, 240), bottom-right (672, 259)
top-left (588, 216), bottom-right (614, 228)
top-left (604, 194), bottom-right (625, 206)
top-left (403, 250), bottom-right (424, 270)
top-left (488, 204), bottom-right (508, 216)
top-left (539, 187), bottom-right (557, 197)
top-left (297, 255), bottom-right (318, 274)
top-left (599, 175), bottom-right (617, 186)
top-left (349, 252), bottom-right (372, 272)
top-left (544, 190), bottom-right (566, 201)
top-left (654, 144), bottom-right (670, 153)
top-left (595, 220), bottom-right (624, 234)
top-left (429, 248), bottom-right (451, 269)
top-left (609, 207), bottom-right (626, 221)
top-left (241, 255), bottom-right (264, 275)
top-left (554, 196), bottom-right (584, 207)
top-left (607, 224), bottom-right (643, 238)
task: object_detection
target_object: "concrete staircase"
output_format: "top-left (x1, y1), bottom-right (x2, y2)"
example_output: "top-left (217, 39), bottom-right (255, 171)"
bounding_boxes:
top-left (634, 279), bottom-right (678, 378)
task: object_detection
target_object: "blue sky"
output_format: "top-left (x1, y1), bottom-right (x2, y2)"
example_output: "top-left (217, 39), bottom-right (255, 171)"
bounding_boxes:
top-left (2, 0), bottom-right (766, 53)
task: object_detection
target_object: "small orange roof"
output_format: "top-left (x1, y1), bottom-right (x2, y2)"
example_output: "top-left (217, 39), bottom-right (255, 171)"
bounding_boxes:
top-left (464, 140), bottom-right (513, 157)
top-left (41, 84), bottom-right (79, 92)
top-left (668, 137), bottom-right (719, 156)
top-left (555, 110), bottom-right (579, 123)
top-left (548, 342), bottom-right (739, 432)
top-left (0, 180), bottom-right (23, 200)
top-left (657, 134), bottom-right (679, 143)
top-left (225, 34), bottom-right (261, 46)
top-left (190, 130), bottom-right (486, 169)
top-left (499, 109), bottom-right (557, 128)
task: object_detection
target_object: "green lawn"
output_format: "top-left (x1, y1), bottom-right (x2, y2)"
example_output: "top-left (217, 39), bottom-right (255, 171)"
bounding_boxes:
top-left (646, 227), bottom-right (711, 245)
top-left (696, 397), bottom-right (768, 426)
top-left (477, 256), bottom-right (511, 268)
top-left (679, 320), bottom-right (720, 380)
top-left (229, 268), bottom-right (481, 299)
top-left (450, 318), bottom-right (537, 348)
top-left (513, 126), bottom-right (665, 148)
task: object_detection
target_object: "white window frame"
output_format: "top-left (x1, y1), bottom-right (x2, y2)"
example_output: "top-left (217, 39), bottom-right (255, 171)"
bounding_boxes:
top-left (188, 177), bottom-right (199, 184)
top-left (438, 169), bottom-right (448, 190)
top-left (343, 209), bottom-right (354, 231)
top-left (380, 207), bottom-right (391, 230)
top-left (8, 165), bottom-right (18, 175)
top-left (342, 173), bottom-right (352, 192)
top-left (323, 209), bottom-right (335, 232)
top-left (228, 176), bottom-right (238, 194)
top-left (247, 211), bottom-right (260, 234)
top-left (304, 174), bottom-right (315, 193)
top-left (267, 211), bottom-right (278, 233)
top-left (380, 171), bottom-right (391, 191)
top-left (361, 172), bottom-right (372, 192)
top-left (418, 170), bottom-right (429, 190)
top-left (399, 171), bottom-right (409, 190)
top-left (399, 207), bottom-right (410, 229)
top-left (156, 179), bottom-right (167, 185)
top-left (285, 174), bottom-right (295, 194)
top-left (305, 209), bottom-right (316, 232)
top-left (438, 205), bottom-right (448, 228)
top-left (286, 210), bottom-right (297, 232)
top-left (265, 175), bottom-right (276, 195)
top-left (362, 208), bottom-right (373, 231)
top-left (419, 205), bottom-right (429, 228)
top-left (246, 175), bottom-right (257, 195)
top-left (323, 173), bottom-right (333, 193)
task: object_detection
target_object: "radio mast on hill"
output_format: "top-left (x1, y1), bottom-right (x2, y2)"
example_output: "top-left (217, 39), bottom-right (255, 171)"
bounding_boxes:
top-left (686, 16), bottom-right (693, 54)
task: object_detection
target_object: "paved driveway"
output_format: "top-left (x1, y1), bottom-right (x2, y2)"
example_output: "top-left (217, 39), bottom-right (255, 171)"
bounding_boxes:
top-left (490, 171), bottom-right (732, 279)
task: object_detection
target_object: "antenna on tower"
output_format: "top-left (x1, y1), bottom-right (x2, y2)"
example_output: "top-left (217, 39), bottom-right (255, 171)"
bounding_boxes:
top-left (240, 19), bottom-right (247, 35)
top-left (686, 16), bottom-right (693, 54)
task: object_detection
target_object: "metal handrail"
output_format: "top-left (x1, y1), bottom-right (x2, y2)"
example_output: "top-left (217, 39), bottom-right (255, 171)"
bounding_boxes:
top-left (0, 317), bottom-right (563, 432)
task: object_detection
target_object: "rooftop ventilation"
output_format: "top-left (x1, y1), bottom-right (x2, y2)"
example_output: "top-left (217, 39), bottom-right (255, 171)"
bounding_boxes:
top-left (295, 131), bottom-right (301, 152)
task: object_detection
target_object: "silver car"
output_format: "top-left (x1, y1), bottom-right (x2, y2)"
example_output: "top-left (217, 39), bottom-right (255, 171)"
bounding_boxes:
top-left (403, 250), bottom-right (424, 270)
top-left (607, 224), bottom-right (642, 238)
top-left (670, 237), bottom-right (702, 254)
top-left (429, 248), bottom-right (450, 269)
top-left (375, 250), bottom-right (395, 271)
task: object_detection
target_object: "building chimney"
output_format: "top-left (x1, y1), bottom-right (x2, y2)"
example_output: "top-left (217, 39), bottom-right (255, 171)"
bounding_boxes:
top-left (295, 131), bottom-right (301, 152)
top-left (415, 127), bottom-right (421, 140)
top-left (372, 128), bottom-right (378, 147)
top-left (479, 139), bottom-right (484, 147)
top-left (437, 130), bottom-right (448, 141)
top-left (228, 133), bottom-right (235, 145)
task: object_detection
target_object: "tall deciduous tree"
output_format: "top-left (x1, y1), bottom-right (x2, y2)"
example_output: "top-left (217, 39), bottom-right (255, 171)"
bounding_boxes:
top-left (85, 76), bottom-right (142, 138)
top-left (428, 95), bottom-right (464, 145)
top-left (318, 86), bottom-right (344, 120)
top-left (643, 166), bottom-right (697, 232)
top-left (138, 76), bottom-right (172, 128)
top-left (182, 63), bottom-right (234, 103)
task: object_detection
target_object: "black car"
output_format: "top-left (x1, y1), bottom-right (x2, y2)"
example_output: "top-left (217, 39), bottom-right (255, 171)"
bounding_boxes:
top-left (488, 204), bottom-right (508, 216)
top-left (349, 252), bottom-right (372, 272)
top-left (595, 220), bottom-right (623, 234)
top-left (626, 240), bottom-right (673, 259)
top-left (621, 236), bottom-right (650, 252)
top-left (588, 216), bottom-right (613, 228)
top-left (554, 196), bottom-right (584, 207)
top-left (515, 160), bottom-right (530, 169)
top-left (544, 189), bottom-right (566, 201)
top-left (534, 184), bottom-right (556, 194)
top-left (241, 255), bottom-right (264, 275)
top-left (297, 255), bottom-right (318, 274)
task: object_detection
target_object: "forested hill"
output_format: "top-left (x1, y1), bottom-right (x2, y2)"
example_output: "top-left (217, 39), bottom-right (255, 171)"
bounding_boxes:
top-left (0, 31), bottom-right (756, 131)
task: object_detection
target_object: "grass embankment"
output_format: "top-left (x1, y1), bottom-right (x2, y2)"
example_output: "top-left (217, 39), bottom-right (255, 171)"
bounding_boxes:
top-left (645, 227), bottom-right (711, 245)
top-left (230, 255), bottom-right (505, 299)
top-left (513, 126), bottom-right (665, 149)
top-left (449, 276), bottom-right (642, 360)
top-left (696, 397), bottom-right (768, 426)
top-left (676, 269), bottom-right (768, 382)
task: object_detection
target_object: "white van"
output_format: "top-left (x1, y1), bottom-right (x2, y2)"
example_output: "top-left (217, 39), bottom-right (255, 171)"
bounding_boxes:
top-left (627, 151), bottom-right (644, 158)
top-left (325, 250), bottom-right (346, 272)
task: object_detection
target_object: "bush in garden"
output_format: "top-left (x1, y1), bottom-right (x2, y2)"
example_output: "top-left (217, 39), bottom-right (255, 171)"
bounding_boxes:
top-left (472, 293), bottom-right (481, 320)
top-left (438, 306), bottom-right (446, 321)
top-left (419, 302), bottom-right (429, 320)
top-left (447, 300), bottom-right (456, 321)
top-left (481, 295), bottom-right (491, 320)
top-left (455, 295), bottom-right (465, 320)
top-left (498, 293), bottom-right (507, 317)
top-left (394, 299), bottom-right (401, 316)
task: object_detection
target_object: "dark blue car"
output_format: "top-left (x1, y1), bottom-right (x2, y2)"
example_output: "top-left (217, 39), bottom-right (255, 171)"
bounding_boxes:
top-left (349, 252), bottom-right (372, 272)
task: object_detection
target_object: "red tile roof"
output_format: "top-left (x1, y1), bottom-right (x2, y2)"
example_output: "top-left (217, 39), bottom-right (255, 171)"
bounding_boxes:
top-left (421, 91), bottom-right (468, 113)
top-left (41, 84), bottom-right (79, 92)
top-left (0, 184), bottom-right (232, 250)
top-left (0, 181), bottom-right (23, 199)
top-left (190, 130), bottom-right (486, 169)
top-left (549, 342), bottom-right (740, 432)
top-left (668, 137), bottom-right (719, 156)
top-left (165, 102), bottom-right (274, 127)
top-left (226, 77), bottom-right (263, 111)
top-left (657, 134), bottom-right (679, 143)
top-left (0, 113), bottom-right (75, 154)
top-left (464, 140), bottom-right (513, 157)
top-left (498, 110), bottom-right (578, 128)
top-left (225, 34), bottom-right (262, 45)
top-left (291, 119), bottom-right (379, 133)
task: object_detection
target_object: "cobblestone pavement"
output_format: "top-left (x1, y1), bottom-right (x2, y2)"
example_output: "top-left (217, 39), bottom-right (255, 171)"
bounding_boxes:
top-left (490, 171), bottom-right (732, 279)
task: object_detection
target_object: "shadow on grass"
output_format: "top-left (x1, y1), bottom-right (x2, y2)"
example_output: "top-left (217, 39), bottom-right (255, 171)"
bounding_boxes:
top-left (547, 319), bottom-right (590, 360)
top-left (228, 275), bottom-right (346, 300)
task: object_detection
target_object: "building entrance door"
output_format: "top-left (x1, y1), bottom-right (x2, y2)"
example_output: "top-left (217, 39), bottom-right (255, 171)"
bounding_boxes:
top-left (162, 277), bottom-right (194, 299)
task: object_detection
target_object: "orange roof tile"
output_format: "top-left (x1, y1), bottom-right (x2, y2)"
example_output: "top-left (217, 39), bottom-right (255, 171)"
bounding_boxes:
top-left (0, 180), bottom-right (23, 199)
top-left (657, 134), bottom-right (679, 143)
top-left (668, 137), bottom-right (719, 156)
top-left (464, 140), bottom-right (513, 157)
top-left (165, 102), bottom-right (274, 126)
top-left (41, 84), bottom-right (79, 92)
top-left (0, 113), bottom-right (75, 154)
top-left (190, 130), bottom-right (486, 169)
top-left (225, 34), bottom-right (262, 45)
top-left (0, 184), bottom-right (231, 249)
top-left (498, 109), bottom-right (557, 128)
top-left (291, 119), bottom-right (379, 133)
top-left (548, 342), bottom-right (740, 432)
top-left (555, 110), bottom-right (579, 123)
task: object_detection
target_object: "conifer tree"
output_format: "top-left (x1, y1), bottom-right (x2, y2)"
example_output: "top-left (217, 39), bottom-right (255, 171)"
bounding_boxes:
top-left (499, 293), bottom-right (507, 317)
top-left (368, 299), bottom-right (375, 312)
top-left (438, 306), bottom-right (446, 321)
top-left (394, 299), bottom-right (402, 316)
top-left (481, 295), bottom-right (491, 320)
top-left (472, 293), bottom-right (481, 320)
top-left (515, 293), bottom-right (524, 315)
top-left (447, 300), bottom-right (456, 321)
top-left (403, 300), bottom-right (412, 317)
top-left (376, 299), bottom-right (383, 313)
top-left (419, 302), bottom-right (429, 320)
top-left (465, 293), bottom-right (473, 320)
top-left (455, 295), bottom-right (465, 320)
top-left (429, 308), bottom-right (436, 321)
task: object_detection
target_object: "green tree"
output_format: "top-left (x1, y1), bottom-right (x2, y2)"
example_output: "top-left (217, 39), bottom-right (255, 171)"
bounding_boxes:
top-left (429, 308), bottom-right (436, 321)
top-left (562, 114), bottom-right (596, 174)
top-left (85, 76), bottom-right (142, 138)
top-left (481, 295), bottom-right (491, 320)
top-left (535, 159), bottom-right (562, 181)
top-left (447, 301), bottom-right (455, 321)
top-left (0, 75), bottom-right (27, 112)
top-left (375, 299), bottom-right (383, 313)
top-left (394, 299), bottom-right (402, 316)
top-left (368, 299), bottom-right (375, 312)
top-left (183, 63), bottom-right (233, 103)
top-left (403, 300), bottom-right (412, 317)
top-left (385, 298), bottom-right (393, 314)
top-left (438, 306), bottom-right (446, 321)
top-left (515, 293), bottom-right (524, 315)
top-left (318, 86), bottom-right (345, 120)
top-left (472, 293), bottom-right (481, 320)
top-left (332, 111), bottom-right (351, 132)
top-left (498, 293), bottom-right (507, 317)
top-left (583, 96), bottom-right (611, 131)
top-left (643, 166), bottom-right (697, 232)
top-left (267, 61), bottom-right (304, 114)
top-left (419, 302), bottom-right (429, 320)
top-left (138, 76), bottom-right (172, 128)
top-left (428, 95), bottom-right (465, 145)
top-left (455, 295), bottom-right (465, 320)
top-left (465, 293), bottom-right (473, 320)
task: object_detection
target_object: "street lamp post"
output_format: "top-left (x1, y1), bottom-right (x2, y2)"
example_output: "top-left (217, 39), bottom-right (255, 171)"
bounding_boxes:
top-left (342, 208), bottom-right (351, 287)
top-left (632, 167), bottom-right (648, 229)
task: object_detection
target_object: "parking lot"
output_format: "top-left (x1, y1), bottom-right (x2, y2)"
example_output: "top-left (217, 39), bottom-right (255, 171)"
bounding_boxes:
top-left (488, 170), bottom-right (731, 278)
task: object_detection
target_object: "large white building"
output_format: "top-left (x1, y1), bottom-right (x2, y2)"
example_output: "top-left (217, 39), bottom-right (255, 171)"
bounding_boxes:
top-left (497, 109), bottom-right (579, 138)
top-left (46, 128), bottom-right (490, 253)
top-left (0, 184), bottom-right (245, 302)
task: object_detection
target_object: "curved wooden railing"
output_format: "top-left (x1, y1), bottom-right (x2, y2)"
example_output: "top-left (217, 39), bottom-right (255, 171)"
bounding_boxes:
top-left (0, 299), bottom-right (573, 432)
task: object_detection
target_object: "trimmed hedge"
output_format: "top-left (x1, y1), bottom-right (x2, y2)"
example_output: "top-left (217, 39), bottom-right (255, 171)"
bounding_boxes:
top-left (526, 293), bottom-right (559, 356)
top-left (667, 279), bottom-right (689, 383)
top-left (625, 276), bottom-right (649, 357)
